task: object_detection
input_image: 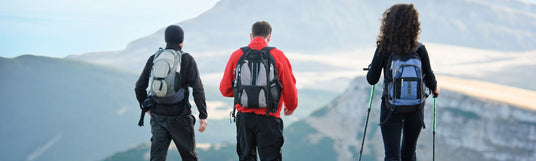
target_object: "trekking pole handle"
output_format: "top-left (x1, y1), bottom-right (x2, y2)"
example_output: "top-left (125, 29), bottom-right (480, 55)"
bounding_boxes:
top-left (363, 64), bottom-right (372, 71)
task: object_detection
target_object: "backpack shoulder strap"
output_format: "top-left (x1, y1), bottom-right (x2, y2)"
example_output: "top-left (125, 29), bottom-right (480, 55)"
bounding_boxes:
top-left (240, 47), bottom-right (251, 55)
top-left (414, 43), bottom-right (425, 60)
top-left (414, 42), bottom-right (423, 52)
top-left (260, 46), bottom-right (276, 65)
top-left (260, 46), bottom-right (277, 74)
top-left (152, 48), bottom-right (165, 62)
top-left (261, 47), bottom-right (275, 53)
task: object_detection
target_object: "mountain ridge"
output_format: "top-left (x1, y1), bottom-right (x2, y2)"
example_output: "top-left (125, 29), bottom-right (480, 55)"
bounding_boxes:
top-left (67, 0), bottom-right (536, 72)
top-left (101, 75), bottom-right (536, 161)
top-left (0, 54), bottom-right (339, 161)
top-left (0, 55), bottom-right (144, 161)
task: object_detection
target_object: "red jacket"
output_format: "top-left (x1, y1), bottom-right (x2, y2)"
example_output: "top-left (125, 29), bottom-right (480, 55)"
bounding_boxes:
top-left (220, 37), bottom-right (298, 118)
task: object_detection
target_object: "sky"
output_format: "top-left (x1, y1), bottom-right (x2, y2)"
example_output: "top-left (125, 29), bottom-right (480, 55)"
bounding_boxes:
top-left (0, 0), bottom-right (220, 58)
top-left (0, 0), bottom-right (535, 58)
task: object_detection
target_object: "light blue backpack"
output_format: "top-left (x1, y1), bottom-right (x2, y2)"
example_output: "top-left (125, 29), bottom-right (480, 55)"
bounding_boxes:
top-left (386, 44), bottom-right (428, 112)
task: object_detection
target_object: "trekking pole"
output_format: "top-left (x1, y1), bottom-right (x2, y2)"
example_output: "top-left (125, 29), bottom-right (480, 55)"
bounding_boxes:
top-left (433, 96), bottom-right (437, 161)
top-left (359, 67), bottom-right (375, 161)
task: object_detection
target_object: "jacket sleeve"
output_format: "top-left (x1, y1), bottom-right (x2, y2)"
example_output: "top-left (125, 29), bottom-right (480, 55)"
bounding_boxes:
top-left (275, 50), bottom-right (298, 112)
top-left (418, 45), bottom-right (438, 91)
top-left (135, 55), bottom-right (154, 105)
top-left (219, 49), bottom-right (242, 97)
top-left (184, 54), bottom-right (208, 120)
top-left (366, 48), bottom-right (384, 85)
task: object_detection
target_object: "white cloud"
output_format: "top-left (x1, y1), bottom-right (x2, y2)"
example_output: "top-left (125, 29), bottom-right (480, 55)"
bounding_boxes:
top-left (116, 105), bottom-right (129, 116)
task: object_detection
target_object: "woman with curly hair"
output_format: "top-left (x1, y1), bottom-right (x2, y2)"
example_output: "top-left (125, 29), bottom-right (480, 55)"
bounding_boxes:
top-left (366, 4), bottom-right (440, 161)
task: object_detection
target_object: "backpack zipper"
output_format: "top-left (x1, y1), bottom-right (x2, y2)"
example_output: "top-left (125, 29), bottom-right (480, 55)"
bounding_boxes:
top-left (252, 61), bottom-right (258, 85)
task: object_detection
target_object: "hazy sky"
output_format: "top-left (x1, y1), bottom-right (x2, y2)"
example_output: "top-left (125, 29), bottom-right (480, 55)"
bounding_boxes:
top-left (1, 0), bottom-right (534, 58)
top-left (0, 0), bottom-right (219, 58)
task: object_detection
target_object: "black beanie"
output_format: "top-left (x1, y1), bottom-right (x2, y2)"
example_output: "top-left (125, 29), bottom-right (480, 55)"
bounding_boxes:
top-left (165, 25), bottom-right (184, 45)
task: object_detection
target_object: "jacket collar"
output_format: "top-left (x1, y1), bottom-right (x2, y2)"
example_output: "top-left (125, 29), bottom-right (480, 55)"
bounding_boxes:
top-left (165, 43), bottom-right (182, 50)
top-left (248, 37), bottom-right (268, 50)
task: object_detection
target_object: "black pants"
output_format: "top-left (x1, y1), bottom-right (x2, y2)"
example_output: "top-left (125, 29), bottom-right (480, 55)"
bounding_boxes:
top-left (150, 114), bottom-right (197, 161)
top-left (236, 112), bottom-right (284, 161)
top-left (380, 99), bottom-right (424, 161)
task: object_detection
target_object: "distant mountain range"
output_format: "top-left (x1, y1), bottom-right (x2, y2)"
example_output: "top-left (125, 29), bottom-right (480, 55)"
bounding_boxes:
top-left (0, 55), bottom-right (142, 161)
top-left (0, 55), bottom-right (336, 161)
top-left (67, 0), bottom-right (536, 72)
top-left (103, 76), bottom-right (536, 161)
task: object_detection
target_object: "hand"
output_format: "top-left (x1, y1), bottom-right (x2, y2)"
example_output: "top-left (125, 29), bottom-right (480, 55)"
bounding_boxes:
top-left (284, 108), bottom-right (294, 116)
top-left (146, 110), bottom-right (151, 116)
top-left (433, 86), bottom-right (440, 97)
top-left (198, 119), bottom-right (207, 132)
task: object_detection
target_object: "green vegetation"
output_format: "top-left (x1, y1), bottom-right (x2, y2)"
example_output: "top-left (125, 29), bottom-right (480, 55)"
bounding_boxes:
top-left (196, 144), bottom-right (238, 161)
top-left (102, 143), bottom-right (150, 161)
top-left (102, 143), bottom-right (238, 161)
top-left (104, 121), bottom-right (339, 161)
top-left (283, 120), bottom-right (338, 160)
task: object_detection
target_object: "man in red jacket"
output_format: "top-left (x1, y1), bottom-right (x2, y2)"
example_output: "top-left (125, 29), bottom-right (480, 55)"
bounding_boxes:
top-left (220, 21), bottom-right (298, 161)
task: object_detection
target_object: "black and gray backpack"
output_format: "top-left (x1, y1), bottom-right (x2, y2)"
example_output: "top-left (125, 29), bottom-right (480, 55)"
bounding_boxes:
top-left (232, 47), bottom-right (282, 116)
top-left (148, 48), bottom-right (185, 104)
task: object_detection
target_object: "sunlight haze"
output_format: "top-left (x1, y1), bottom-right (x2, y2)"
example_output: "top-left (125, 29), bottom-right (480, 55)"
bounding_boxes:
top-left (0, 0), bottom-right (220, 58)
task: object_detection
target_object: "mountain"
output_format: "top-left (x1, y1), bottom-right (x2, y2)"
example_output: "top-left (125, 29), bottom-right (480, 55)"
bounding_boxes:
top-left (294, 76), bottom-right (536, 161)
top-left (103, 76), bottom-right (536, 161)
top-left (0, 55), bottom-right (337, 161)
top-left (0, 55), bottom-right (144, 161)
top-left (67, 0), bottom-right (536, 73)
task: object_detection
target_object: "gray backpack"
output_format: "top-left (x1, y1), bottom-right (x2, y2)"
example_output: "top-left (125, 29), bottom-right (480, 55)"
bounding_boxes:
top-left (232, 47), bottom-right (281, 115)
top-left (148, 48), bottom-right (185, 104)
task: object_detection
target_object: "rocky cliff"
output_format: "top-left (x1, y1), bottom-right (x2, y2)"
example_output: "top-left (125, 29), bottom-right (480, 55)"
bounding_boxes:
top-left (302, 76), bottom-right (536, 161)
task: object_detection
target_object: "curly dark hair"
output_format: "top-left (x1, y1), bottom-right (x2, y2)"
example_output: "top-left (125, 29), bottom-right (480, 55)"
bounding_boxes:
top-left (376, 4), bottom-right (421, 55)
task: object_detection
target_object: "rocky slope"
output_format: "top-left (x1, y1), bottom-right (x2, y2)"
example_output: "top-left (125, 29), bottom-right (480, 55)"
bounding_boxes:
top-left (303, 76), bottom-right (536, 161)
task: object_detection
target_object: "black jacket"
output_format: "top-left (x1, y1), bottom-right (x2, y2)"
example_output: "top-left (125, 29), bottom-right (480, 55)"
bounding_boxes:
top-left (135, 47), bottom-right (207, 119)
top-left (366, 44), bottom-right (437, 98)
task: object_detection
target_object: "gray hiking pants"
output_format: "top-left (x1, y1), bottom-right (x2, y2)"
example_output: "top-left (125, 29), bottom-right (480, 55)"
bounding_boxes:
top-left (150, 113), bottom-right (197, 161)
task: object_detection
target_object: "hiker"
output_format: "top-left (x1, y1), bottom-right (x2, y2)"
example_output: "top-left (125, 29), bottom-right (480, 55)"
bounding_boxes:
top-left (366, 4), bottom-right (440, 161)
top-left (220, 21), bottom-right (298, 161)
top-left (135, 25), bottom-right (208, 161)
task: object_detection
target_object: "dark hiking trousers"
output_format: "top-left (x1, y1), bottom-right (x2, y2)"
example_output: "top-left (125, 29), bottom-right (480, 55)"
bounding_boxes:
top-left (380, 99), bottom-right (424, 161)
top-left (150, 113), bottom-right (197, 161)
top-left (236, 112), bottom-right (284, 161)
